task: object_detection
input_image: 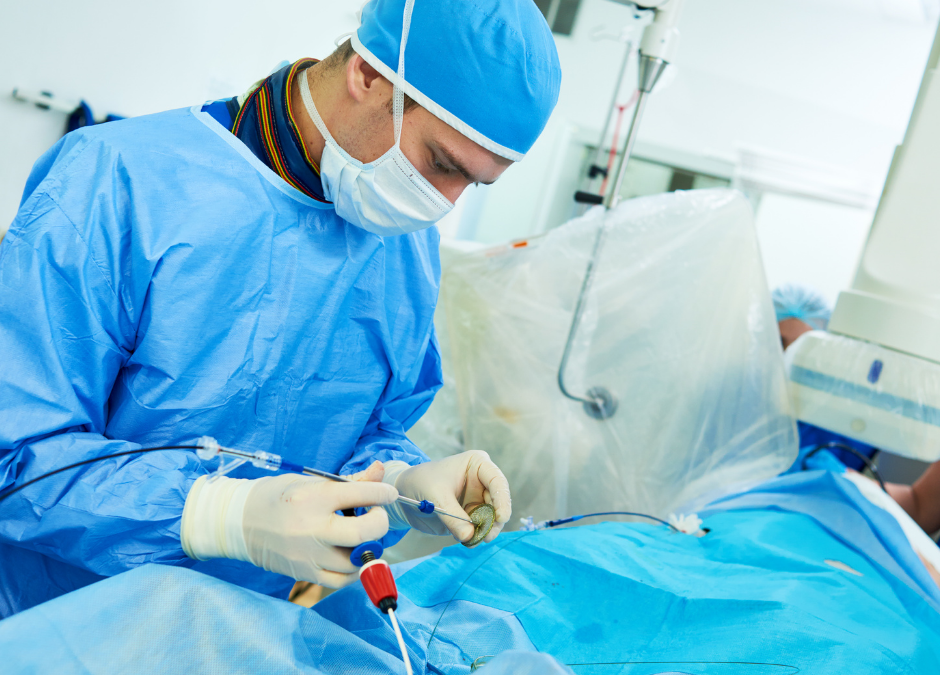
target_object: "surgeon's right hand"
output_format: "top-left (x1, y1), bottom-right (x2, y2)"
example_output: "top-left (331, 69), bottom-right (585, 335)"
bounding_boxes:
top-left (181, 471), bottom-right (399, 588)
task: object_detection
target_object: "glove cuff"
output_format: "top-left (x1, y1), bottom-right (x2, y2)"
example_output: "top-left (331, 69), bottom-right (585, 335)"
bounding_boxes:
top-left (382, 460), bottom-right (412, 531)
top-left (181, 475), bottom-right (254, 562)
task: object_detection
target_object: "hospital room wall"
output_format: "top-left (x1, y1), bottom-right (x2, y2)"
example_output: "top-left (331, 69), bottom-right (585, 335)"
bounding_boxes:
top-left (0, 1), bottom-right (936, 306)
top-left (460, 0), bottom-right (937, 305)
top-left (0, 0), bottom-right (364, 238)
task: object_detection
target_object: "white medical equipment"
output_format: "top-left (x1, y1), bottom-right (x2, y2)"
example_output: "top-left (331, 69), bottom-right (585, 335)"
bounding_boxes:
top-left (11, 87), bottom-right (81, 115)
top-left (786, 23), bottom-right (940, 462)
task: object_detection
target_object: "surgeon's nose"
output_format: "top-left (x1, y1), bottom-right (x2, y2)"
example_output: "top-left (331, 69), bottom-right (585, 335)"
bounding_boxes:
top-left (427, 174), bottom-right (472, 205)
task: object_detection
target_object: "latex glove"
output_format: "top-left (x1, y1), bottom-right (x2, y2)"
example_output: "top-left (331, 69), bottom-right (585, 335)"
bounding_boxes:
top-left (383, 451), bottom-right (511, 545)
top-left (182, 461), bottom-right (397, 588)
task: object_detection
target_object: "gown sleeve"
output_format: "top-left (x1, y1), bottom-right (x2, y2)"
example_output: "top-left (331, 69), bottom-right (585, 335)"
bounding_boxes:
top-left (341, 325), bottom-right (443, 543)
top-left (0, 134), bottom-right (203, 577)
top-left (342, 327), bottom-right (443, 475)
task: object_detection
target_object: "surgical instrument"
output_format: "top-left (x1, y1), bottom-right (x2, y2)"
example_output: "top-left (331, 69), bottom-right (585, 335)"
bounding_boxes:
top-left (350, 541), bottom-right (413, 675)
top-left (464, 503), bottom-right (496, 546)
top-left (0, 440), bottom-right (479, 529)
top-left (196, 436), bottom-right (475, 525)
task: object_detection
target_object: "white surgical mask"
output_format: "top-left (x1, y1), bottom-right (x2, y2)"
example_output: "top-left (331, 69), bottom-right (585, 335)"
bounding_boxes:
top-left (298, 65), bottom-right (453, 237)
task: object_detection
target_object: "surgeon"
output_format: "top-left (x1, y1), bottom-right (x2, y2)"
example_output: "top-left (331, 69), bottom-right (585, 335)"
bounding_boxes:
top-left (0, 0), bottom-right (561, 617)
top-left (773, 284), bottom-right (879, 472)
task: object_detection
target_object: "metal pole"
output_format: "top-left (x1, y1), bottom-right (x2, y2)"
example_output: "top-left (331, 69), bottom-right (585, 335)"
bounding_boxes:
top-left (556, 218), bottom-right (615, 416)
top-left (556, 55), bottom-right (668, 420)
top-left (603, 89), bottom-right (650, 210)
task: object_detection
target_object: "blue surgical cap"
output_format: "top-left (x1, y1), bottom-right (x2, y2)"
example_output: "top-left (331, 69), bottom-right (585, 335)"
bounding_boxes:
top-left (352, 0), bottom-right (561, 161)
top-left (772, 285), bottom-right (831, 330)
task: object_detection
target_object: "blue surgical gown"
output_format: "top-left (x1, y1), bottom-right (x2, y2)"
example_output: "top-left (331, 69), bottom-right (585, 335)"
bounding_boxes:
top-left (0, 105), bottom-right (442, 616)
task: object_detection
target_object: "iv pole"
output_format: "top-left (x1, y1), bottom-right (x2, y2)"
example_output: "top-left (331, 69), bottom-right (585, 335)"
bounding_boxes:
top-left (557, 0), bottom-right (685, 420)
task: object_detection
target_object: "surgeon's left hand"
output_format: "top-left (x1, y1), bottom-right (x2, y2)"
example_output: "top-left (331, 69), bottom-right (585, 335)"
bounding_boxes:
top-left (382, 451), bottom-right (511, 545)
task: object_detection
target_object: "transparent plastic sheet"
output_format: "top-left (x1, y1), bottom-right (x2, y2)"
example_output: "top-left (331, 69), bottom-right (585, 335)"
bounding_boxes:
top-left (441, 189), bottom-right (797, 523)
top-left (786, 330), bottom-right (940, 462)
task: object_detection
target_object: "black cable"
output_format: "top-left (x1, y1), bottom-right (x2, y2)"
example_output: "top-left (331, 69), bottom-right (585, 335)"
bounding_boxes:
top-left (545, 511), bottom-right (682, 532)
top-left (562, 661), bottom-right (798, 673)
top-left (0, 446), bottom-right (201, 505)
top-left (801, 442), bottom-right (887, 493)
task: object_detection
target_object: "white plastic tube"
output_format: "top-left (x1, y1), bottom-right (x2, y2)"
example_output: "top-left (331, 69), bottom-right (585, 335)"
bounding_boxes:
top-left (388, 608), bottom-right (413, 675)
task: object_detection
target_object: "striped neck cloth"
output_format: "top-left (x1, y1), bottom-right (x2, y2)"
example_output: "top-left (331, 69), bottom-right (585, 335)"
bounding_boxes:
top-left (232, 59), bottom-right (328, 202)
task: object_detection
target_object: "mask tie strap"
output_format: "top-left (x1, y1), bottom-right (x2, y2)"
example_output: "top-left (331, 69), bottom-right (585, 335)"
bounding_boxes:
top-left (299, 69), bottom-right (332, 143)
top-left (393, 0), bottom-right (416, 149)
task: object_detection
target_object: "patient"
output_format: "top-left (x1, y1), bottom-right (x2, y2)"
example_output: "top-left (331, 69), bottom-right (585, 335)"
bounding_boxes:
top-left (887, 461), bottom-right (940, 538)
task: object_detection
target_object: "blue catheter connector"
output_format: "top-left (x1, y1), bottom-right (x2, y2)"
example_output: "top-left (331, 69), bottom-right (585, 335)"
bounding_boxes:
top-left (350, 541), bottom-right (384, 567)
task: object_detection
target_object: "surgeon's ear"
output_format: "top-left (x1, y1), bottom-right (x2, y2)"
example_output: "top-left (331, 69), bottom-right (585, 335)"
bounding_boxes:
top-left (345, 54), bottom-right (392, 108)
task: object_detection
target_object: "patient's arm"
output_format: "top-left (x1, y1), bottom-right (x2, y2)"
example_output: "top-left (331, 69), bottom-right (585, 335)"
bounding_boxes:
top-left (886, 460), bottom-right (940, 535)
top-left (916, 551), bottom-right (940, 588)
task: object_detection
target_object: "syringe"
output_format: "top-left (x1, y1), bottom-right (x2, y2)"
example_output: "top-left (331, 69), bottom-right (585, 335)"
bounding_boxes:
top-left (196, 436), bottom-right (473, 525)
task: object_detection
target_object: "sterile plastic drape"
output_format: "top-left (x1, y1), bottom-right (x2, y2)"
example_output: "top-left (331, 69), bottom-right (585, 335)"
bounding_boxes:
top-left (438, 189), bottom-right (797, 523)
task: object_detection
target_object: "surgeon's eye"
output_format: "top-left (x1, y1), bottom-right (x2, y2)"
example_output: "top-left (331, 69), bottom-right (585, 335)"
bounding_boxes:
top-left (434, 160), bottom-right (454, 174)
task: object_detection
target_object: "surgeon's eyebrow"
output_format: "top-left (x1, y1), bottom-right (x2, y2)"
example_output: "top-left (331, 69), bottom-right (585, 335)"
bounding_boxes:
top-left (433, 143), bottom-right (496, 186)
